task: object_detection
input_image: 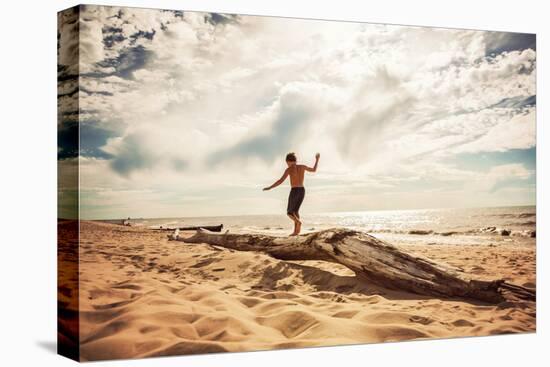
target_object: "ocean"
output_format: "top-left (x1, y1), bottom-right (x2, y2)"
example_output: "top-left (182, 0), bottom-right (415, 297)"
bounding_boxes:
top-left (122, 205), bottom-right (536, 246)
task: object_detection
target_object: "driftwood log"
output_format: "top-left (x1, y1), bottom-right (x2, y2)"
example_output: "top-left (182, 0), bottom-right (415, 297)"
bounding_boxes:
top-left (168, 228), bottom-right (535, 303)
top-left (153, 224), bottom-right (223, 232)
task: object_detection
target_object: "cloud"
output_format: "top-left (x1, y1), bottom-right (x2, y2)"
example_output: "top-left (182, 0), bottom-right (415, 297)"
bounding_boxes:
top-left (58, 5), bottom-right (537, 217)
top-left (171, 158), bottom-right (188, 171)
top-left (104, 45), bottom-right (152, 79)
top-left (57, 6), bottom-right (79, 67)
top-left (456, 109), bottom-right (535, 153)
top-left (103, 122), bottom-right (198, 176)
top-left (208, 82), bottom-right (328, 165)
top-left (108, 133), bottom-right (158, 176)
top-left (57, 6), bottom-right (81, 160)
top-left (337, 66), bottom-right (416, 163)
top-left (80, 123), bottom-right (116, 159)
top-left (79, 17), bottom-right (105, 64)
top-left (477, 163), bottom-right (532, 193)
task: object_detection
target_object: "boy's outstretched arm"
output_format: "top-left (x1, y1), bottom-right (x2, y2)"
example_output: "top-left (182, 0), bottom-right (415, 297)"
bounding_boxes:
top-left (304, 152), bottom-right (320, 172)
top-left (263, 168), bottom-right (289, 191)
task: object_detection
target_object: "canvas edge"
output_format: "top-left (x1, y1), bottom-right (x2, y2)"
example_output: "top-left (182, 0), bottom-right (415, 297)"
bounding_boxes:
top-left (57, 4), bottom-right (81, 362)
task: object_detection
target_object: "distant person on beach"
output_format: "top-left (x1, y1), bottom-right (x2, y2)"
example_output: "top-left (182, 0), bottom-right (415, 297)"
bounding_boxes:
top-left (263, 152), bottom-right (320, 236)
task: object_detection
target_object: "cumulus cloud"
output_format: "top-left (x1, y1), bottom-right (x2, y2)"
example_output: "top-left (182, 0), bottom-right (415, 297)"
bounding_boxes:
top-left (337, 66), bottom-right (416, 162)
top-left (108, 134), bottom-right (158, 176)
top-left (79, 18), bottom-right (105, 64)
top-left (456, 108), bottom-right (536, 153)
top-left (209, 81), bottom-right (334, 165)
top-left (58, 6), bottom-right (79, 67)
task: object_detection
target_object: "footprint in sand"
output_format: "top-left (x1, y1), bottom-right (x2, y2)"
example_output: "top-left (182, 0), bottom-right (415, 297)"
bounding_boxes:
top-left (452, 319), bottom-right (475, 327)
top-left (409, 315), bottom-right (434, 325)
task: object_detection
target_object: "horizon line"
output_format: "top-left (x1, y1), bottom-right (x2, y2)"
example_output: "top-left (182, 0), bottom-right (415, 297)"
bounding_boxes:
top-left (77, 203), bottom-right (536, 221)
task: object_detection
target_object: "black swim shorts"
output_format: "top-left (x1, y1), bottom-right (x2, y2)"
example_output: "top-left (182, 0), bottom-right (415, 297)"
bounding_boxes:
top-left (287, 187), bottom-right (305, 215)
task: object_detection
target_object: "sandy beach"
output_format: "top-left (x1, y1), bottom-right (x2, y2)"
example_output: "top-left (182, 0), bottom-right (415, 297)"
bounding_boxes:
top-left (57, 220), bottom-right (536, 361)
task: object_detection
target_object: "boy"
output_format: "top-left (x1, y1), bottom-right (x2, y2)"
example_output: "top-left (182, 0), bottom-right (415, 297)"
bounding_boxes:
top-left (263, 152), bottom-right (320, 235)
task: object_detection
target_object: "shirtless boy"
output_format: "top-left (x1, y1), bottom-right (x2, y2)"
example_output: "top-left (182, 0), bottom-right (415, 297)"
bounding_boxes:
top-left (263, 152), bottom-right (320, 235)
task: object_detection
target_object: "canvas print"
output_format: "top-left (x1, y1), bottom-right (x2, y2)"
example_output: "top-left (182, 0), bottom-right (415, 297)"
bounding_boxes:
top-left (57, 4), bottom-right (536, 362)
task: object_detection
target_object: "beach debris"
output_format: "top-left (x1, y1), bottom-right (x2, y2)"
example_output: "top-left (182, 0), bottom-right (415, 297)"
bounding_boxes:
top-left (167, 228), bottom-right (180, 241)
top-left (499, 229), bottom-right (511, 236)
top-left (511, 230), bottom-right (536, 238)
top-left (408, 229), bottom-right (433, 235)
top-left (154, 224), bottom-right (223, 232)
top-left (170, 228), bottom-right (535, 304)
top-left (437, 231), bottom-right (458, 236)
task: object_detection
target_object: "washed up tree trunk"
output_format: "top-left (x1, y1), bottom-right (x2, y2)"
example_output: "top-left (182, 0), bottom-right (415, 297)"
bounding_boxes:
top-left (168, 228), bottom-right (535, 303)
top-left (152, 224), bottom-right (223, 232)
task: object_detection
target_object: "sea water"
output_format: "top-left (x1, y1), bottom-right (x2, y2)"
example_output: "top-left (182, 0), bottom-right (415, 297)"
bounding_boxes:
top-left (126, 206), bottom-right (536, 246)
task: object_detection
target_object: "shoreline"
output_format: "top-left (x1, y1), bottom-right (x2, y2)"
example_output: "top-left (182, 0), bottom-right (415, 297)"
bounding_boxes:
top-left (81, 203), bottom-right (537, 222)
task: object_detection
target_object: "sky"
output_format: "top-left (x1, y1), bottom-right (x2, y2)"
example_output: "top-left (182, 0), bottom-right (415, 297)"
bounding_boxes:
top-left (57, 5), bottom-right (536, 219)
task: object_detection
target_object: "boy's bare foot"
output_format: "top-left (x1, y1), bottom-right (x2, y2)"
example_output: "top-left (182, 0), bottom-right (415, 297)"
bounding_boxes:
top-left (296, 221), bottom-right (302, 234)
